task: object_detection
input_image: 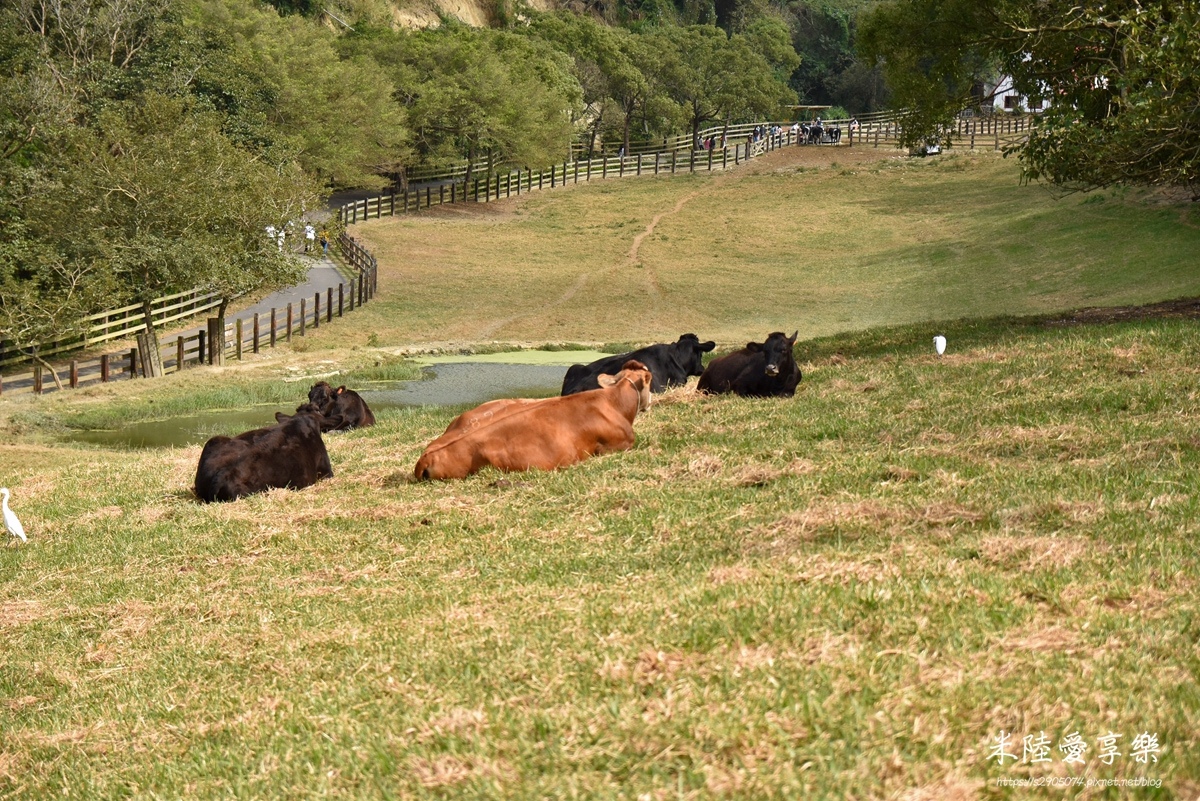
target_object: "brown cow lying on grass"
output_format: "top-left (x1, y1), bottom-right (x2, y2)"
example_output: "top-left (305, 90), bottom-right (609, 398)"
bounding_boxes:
top-left (414, 360), bottom-right (654, 481)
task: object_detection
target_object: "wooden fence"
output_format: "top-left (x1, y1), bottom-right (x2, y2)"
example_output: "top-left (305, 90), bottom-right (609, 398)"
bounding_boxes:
top-left (338, 119), bottom-right (863, 224)
top-left (861, 113), bottom-right (1033, 151)
top-left (0, 232), bottom-right (377, 397)
top-left (338, 111), bottom-right (1031, 225)
top-left (0, 287), bottom-right (226, 372)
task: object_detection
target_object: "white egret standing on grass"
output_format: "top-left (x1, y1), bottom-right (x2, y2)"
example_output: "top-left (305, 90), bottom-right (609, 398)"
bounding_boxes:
top-left (2, 488), bottom-right (26, 543)
top-left (934, 335), bottom-right (946, 356)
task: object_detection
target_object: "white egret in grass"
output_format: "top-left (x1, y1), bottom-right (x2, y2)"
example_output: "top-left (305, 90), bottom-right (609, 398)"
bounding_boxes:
top-left (2, 488), bottom-right (26, 543)
top-left (934, 335), bottom-right (946, 356)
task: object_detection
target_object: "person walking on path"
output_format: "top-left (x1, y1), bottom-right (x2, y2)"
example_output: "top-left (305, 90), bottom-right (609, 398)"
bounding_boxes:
top-left (305, 224), bottom-right (316, 253)
top-left (319, 229), bottom-right (330, 256)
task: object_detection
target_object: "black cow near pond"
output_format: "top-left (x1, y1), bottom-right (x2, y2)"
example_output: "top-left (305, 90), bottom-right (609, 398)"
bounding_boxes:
top-left (280, 381), bottom-right (376, 432)
top-left (561, 334), bottom-right (717, 396)
top-left (697, 331), bottom-right (801, 398)
top-left (194, 411), bottom-right (333, 503)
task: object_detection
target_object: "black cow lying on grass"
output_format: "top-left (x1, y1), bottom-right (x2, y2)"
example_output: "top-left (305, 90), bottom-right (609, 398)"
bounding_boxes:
top-left (561, 334), bottom-right (716, 395)
top-left (697, 331), bottom-right (801, 397)
top-left (194, 410), bottom-right (333, 503)
top-left (279, 381), bottom-right (376, 432)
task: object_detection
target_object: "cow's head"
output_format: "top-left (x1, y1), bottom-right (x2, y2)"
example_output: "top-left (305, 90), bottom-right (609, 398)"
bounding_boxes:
top-left (598, 359), bottom-right (654, 412)
top-left (758, 331), bottom-right (798, 377)
top-left (673, 333), bottom-right (717, 377)
top-left (308, 381), bottom-right (336, 408)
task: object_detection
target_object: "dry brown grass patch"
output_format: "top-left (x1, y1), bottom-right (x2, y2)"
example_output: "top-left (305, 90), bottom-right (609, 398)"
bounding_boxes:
top-left (98, 599), bottom-right (157, 643)
top-left (793, 554), bottom-right (901, 584)
top-left (979, 535), bottom-right (1103, 570)
top-left (0, 599), bottom-right (48, 629)
top-left (409, 754), bottom-right (513, 788)
top-left (798, 631), bottom-right (863, 666)
top-left (1000, 624), bottom-right (1084, 654)
top-left (754, 498), bottom-right (984, 549)
top-left (417, 707), bottom-right (488, 742)
top-left (897, 771), bottom-right (984, 801)
top-left (707, 564), bottom-right (759, 586)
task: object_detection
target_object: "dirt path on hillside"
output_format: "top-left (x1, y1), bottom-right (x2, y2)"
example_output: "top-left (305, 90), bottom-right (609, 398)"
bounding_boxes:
top-left (442, 143), bottom-right (915, 339)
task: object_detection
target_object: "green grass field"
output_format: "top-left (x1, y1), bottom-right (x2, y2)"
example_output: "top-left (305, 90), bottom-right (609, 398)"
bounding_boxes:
top-left (2, 146), bottom-right (1199, 799)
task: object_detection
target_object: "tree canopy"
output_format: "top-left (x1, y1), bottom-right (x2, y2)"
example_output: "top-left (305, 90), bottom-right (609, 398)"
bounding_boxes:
top-left (860, 0), bottom-right (1200, 196)
top-left (1, 0), bottom-right (811, 352)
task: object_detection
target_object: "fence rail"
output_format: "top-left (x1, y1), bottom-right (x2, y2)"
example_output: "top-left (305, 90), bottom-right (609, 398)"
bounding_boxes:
top-left (859, 113), bottom-right (1032, 150)
top-left (343, 111), bottom-right (1028, 226)
top-left (0, 233), bottom-right (378, 397)
top-left (338, 118), bottom-right (870, 225)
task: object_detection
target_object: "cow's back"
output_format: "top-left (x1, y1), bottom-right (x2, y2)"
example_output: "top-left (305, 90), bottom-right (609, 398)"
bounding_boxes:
top-left (194, 415), bottom-right (333, 502)
top-left (416, 389), bottom-right (636, 480)
top-left (698, 350), bottom-right (755, 394)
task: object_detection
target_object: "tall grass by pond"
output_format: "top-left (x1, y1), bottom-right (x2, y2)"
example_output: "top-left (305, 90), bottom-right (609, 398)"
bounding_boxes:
top-left (1, 310), bottom-right (1198, 797)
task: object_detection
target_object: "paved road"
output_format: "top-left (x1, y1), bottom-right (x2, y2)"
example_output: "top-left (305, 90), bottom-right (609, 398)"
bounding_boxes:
top-left (4, 254), bottom-right (353, 396)
top-left (167, 254), bottom-right (349, 343)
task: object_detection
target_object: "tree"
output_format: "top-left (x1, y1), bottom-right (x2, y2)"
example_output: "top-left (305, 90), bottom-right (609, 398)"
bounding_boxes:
top-left (522, 13), bottom-right (660, 154)
top-left (652, 24), bottom-right (798, 146)
top-left (364, 26), bottom-right (581, 183)
top-left (184, 0), bottom-right (411, 189)
top-left (24, 95), bottom-right (313, 374)
top-left (860, 0), bottom-right (1200, 196)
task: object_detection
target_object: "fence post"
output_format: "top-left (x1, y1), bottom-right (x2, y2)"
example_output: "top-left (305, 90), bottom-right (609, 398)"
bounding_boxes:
top-left (270, 309), bottom-right (277, 347)
top-left (177, 335), bottom-right (185, 369)
top-left (129, 348), bottom-right (138, 378)
top-left (689, 150), bottom-right (695, 173)
top-left (672, 151), bottom-right (677, 173)
top-left (451, 182), bottom-right (457, 203)
top-left (235, 319), bottom-right (244, 360)
top-left (287, 303), bottom-right (293, 342)
top-left (313, 293), bottom-right (320, 329)
top-left (338, 284), bottom-right (345, 316)
top-left (326, 288), bottom-right (333, 323)
top-left (101, 354), bottom-right (109, 382)
top-left (33, 364), bottom-right (42, 394)
top-left (299, 299), bottom-right (306, 336)
top-left (348, 280), bottom-right (356, 311)
top-left (426, 186), bottom-right (431, 209)
top-left (474, 178), bottom-right (481, 201)
top-left (253, 314), bottom-right (260, 354)
top-left (70, 360), bottom-right (78, 389)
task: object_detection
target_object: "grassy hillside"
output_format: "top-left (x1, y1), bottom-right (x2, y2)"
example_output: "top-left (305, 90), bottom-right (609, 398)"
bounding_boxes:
top-left (2, 146), bottom-right (1199, 798)
top-left (341, 146), bottom-right (1200, 348)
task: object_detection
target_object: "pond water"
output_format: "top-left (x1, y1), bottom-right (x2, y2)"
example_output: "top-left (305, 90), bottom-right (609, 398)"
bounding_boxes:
top-left (65, 355), bottom-right (608, 450)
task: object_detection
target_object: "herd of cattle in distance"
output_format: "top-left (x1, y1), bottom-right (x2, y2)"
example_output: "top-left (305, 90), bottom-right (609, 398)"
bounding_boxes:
top-left (192, 332), bottom-right (802, 502)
